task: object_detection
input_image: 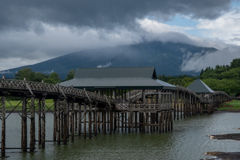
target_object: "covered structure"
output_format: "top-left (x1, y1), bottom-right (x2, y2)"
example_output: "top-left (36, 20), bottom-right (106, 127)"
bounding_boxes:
top-left (187, 79), bottom-right (214, 94)
top-left (60, 67), bottom-right (176, 133)
top-left (60, 67), bottom-right (176, 90)
top-left (60, 67), bottom-right (176, 111)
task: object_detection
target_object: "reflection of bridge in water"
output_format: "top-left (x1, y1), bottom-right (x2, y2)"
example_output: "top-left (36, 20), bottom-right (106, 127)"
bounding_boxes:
top-left (0, 68), bottom-right (231, 157)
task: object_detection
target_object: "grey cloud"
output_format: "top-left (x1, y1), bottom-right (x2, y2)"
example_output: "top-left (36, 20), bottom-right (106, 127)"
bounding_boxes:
top-left (0, 0), bottom-right (231, 31)
top-left (231, 37), bottom-right (240, 41)
top-left (181, 46), bottom-right (240, 72)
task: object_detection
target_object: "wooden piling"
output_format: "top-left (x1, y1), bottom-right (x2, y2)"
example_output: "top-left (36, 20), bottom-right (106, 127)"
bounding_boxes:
top-left (71, 102), bottom-right (74, 142)
top-left (61, 110), bottom-right (64, 139)
top-left (22, 97), bottom-right (27, 152)
top-left (121, 112), bottom-right (124, 132)
top-left (84, 103), bottom-right (87, 139)
top-left (94, 108), bottom-right (97, 136)
top-left (75, 111), bottom-right (77, 132)
top-left (64, 99), bottom-right (68, 145)
top-left (143, 112), bottom-right (146, 133)
top-left (128, 112), bottom-right (131, 133)
top-left (158, 112), bottom-right (161, 134)
top-left (39, 99), bottom-right (42, 144)
top-left (78, 103), bottom-right (81, 136)
top-left (117, 112), bottom-right (120, 132)
top-left (135, 112), bottom-right (137, 131)
top-left (30, 97), bottom-right (35, 152)
top-left (146, 112), bottom-right (149, 133)
top-left (1, 96), bottom-right (6, 157)
top-left (53, 99), bottom-right (56, 142)
top-left (42, 97), bottom-right (46, 148)
top-left (103, 110), bottom-right (106, 134)
top-left (110, 111), bottom-right (113, 134)
top-left (98, 111), bottom-right (100, 132)
top-left (113, 112), bottom-right (116, 133)
top-left (125, 112), bottom-right (127, 132)
top-left (57, 99), bottom-right (60, 145)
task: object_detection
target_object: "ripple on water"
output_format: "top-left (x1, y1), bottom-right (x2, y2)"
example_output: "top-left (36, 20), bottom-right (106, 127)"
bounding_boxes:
top-left (1, 112), bottom-right (240, 160)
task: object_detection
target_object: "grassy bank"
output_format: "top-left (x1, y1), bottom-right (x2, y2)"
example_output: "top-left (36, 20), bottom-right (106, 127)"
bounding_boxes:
top-left (4, 99), bottom-right (54, 111)
top-left (217, 100), bottom-right (240, 111)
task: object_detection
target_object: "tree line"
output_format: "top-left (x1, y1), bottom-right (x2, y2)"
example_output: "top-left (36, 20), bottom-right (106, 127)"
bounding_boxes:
top-left (13, 58), bottom-right (240, 95)
top-left (158, 58), bottom-right (240, 95)
top-left (14, 68), bottom-right (75, 84)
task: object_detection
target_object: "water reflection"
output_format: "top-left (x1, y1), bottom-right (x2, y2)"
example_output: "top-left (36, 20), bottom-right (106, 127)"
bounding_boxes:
top-left (1, 112), bottom-right (240, 159)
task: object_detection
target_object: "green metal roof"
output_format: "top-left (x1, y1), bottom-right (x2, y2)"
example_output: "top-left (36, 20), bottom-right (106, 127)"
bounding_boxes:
top-left (74, 67), bottom-right (157, 79)
top-left (187, 79), bottom-right (214, 93)
top-left (60, 67), bottom-right (176, 90)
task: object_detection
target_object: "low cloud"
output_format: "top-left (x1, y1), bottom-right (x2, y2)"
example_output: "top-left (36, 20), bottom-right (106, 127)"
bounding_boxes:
top-left (181, 46), bottom-right (240, 72)
top-left (43, 70), bottom-right (54, 74)
top-left (0, 70), bottom-right (12, 74)
top-left (97, 62), bottom-right (113, 68)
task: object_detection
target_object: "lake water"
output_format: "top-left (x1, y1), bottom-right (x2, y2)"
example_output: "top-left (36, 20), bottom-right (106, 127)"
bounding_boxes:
top-left (2, 112), bottom-right (240, 160)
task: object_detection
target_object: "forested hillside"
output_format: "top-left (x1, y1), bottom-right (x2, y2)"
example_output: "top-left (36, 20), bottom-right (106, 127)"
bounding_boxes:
top-left (159, 58), bottom-right (240, 95)
top-left (200, 58), bottom-right (240, 95)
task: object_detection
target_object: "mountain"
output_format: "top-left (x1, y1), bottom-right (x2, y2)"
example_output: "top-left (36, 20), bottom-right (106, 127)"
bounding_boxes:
top-left (0, 41), bottom-right (217, 80)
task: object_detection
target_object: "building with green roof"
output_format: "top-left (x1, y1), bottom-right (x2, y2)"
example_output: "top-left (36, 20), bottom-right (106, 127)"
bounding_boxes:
top-left (187, 79), bottom-right (214, 94)
top-left (60, 67), bottom-right (176, 90)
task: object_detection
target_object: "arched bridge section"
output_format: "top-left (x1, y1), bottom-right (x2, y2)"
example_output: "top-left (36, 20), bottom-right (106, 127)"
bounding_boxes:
top-left (0, 78), bottom-right (232, 158)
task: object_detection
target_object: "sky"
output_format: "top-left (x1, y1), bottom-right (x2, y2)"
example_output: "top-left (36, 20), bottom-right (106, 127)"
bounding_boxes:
top-left (1, 0), bottom-right (240, 72)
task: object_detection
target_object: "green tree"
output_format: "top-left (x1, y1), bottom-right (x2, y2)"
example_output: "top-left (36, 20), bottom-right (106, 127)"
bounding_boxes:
top-left (230, 58), bottom-right (240, 68)
top-left (15, 67), bottom-right (35, 81)
top-left (34, 72), bottom-right (49, 82)
top-left (65, 69), bottom-right (75, 81)
top-left (48, 72), bottom-right (61, 84)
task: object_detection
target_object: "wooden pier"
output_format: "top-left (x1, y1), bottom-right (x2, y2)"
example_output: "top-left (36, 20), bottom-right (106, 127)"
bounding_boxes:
top-left (0, 76), bottom-right (231, 158)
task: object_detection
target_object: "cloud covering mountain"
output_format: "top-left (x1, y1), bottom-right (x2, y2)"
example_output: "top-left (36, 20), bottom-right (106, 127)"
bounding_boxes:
top-left (0, 0), bottom-right (239, 73)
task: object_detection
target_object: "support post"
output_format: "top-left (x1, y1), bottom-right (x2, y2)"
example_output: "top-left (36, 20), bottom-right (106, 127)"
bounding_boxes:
top-left (39, 99), bottom-right (42, 144)
top-left (84, 103), bottom-right (87, 139)
top-left (142, 112), bottom-right (146, 133)
top-left (110, 110), bottom-right (113, 134)
top-left (89, 105), bottom-right (92, 139)
top-left (78, 103), bottom-right (81, 136)
top-left (30, 97), bottom-right (35, 152)
top-left (53, 99), bottom-right (56, 142)
top-left (22, 97), bottom-right (27, 152)
top-left (42, 97), bottom-right (46, 148)
top-left (94, 107), bottom-right (97, 136)
top-left (57, 99), bottom-right (60, 145)
top-left (117, 112), bottom-right (120, 132)
top-left (103, 110), bottom-right (106, 134)
top-left (121, 112), bottom-right (124, 132)
top-left (1, 96), bottom-right (6, 157)
top-left (64, 99), bottom-right (68, 145)
top-left (71, 102), bottom-right (74, 142)
top-left (75, 110), bottom-right (77, 131)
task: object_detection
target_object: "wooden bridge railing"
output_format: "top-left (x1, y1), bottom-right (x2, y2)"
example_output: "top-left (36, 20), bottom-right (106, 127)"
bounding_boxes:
top-left (0, 78), bottom-right (115, 105)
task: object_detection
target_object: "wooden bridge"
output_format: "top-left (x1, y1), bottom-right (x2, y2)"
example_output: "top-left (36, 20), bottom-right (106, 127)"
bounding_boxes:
top-left (0, 77), bottom-right (231, 157)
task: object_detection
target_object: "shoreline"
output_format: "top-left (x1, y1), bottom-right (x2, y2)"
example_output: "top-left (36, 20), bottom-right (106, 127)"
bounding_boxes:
top-left (215, 110), bottom-right (240, 113)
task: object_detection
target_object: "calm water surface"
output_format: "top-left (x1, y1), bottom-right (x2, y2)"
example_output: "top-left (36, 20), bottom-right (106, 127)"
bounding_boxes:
top-left (2, 112), bottom-right (240, 160)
